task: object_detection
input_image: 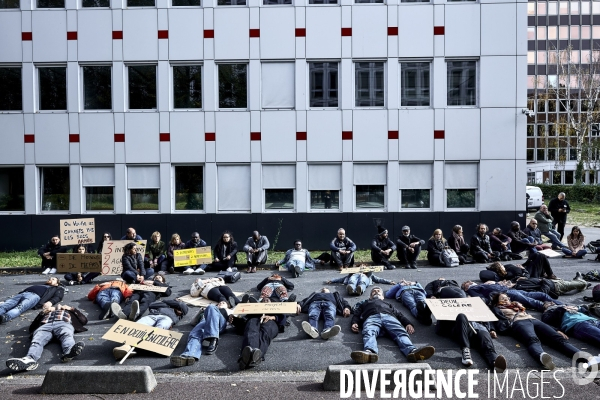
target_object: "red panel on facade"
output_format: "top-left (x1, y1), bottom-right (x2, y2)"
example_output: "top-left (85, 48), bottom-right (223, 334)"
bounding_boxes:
top-left (387, 27), bottom-right (398, 36)
top-left (388, 130), bottom-right (399, 140)
top-left (341, 28), bottom-right (352, 37)
top-left (159, 133), bottom-right (170, 142)
top-left (69, 134), bottom-right (80, 143)
top-left (250, 132), bottom-right (261, 141)
top-left (204, 29), bottom-right (214, 39)
top-left (205, 132), bottom-right (216, 141)
top-left (24, 134), bottom-right (34, 143)
top-left (295, 28), bottom-right (306, 37)
top-left (112, 31), bottom-right (123, 40)
top-left (22, 32), bottom-right (32, 41)
top-left (114, 133), bottom-right (125, 142)
top-left (434, 26), bottom-right (445, 35)
top-left (296, 132), bottom-right (307, 140)
top-left (67, 31), bottom-right (77, 40)
top-left (434, 130), bottom-right (445, 139)
top-left (342, 131), bottom-right (353, 140)
top-left (158, 30), bottom-right (169, 39)
top-left (249, 29), bottom-right (260, 38)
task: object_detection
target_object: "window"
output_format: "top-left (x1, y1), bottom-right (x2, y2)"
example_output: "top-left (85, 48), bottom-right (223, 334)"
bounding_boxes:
top-left (400, 62), bottom-right (430, 107)
top-left (127, 0), bottom-right (155, 6)
top-left (309, 62), bottom-right (338, 108)
top-left (264, 0), bottom-right (291, 3)
top-left (37, 0), bottom-right (64, 7)
top-left (399, 164), bottom-right (431, 209)
top-left (218, 165), bottom-right (250, 211)
top-left (172, 0), bottom-right (200, 4)
top-left (401, 0), bottom-right (429, 2)
top-left (218, 64), bottom-right (247, 109)
top-left (41, 167), bottom-right (69, 211)
top-left (0, 168), bottom-right (24, 212)
top-left (309, 0), bottom-right (337, 3)
top-left (354, 164), bottom-right (386, 209)
top-left (445, 163), bottom-right (477, 209)
top-left (128, 65), bottom-right (157, 110)
top-left (127, 166), bottom-right (159, 211)
top-left (263, 165), bottom-right (295, 210)
top-left (39, 67), bottom-right (67, 111)
top-left (218, 0), bottom-right (246, 5)
top-left (308, 164), bottom-right (341, 210)
top-left (82, 0), bottom-right (109, 6)
top-left (173, 65), bottom-right (202, 109)
top-left (447, 61), bottom-right (476, 106)
top-left (83, 167), bottom-right (114, 211)
top-left (83, 66), bottom-right (111, 110)
top-left (175, 166), bottom-right (203, 211)
top-left (564, 171), bottom-right (574, 184)
top-left (0, 0), bottom-right (19, 8)
top-left (355, 62), bottom-right (384, 107)
top-left (262, 63), bottom-right (294, 109)
top-left (0, 67), bottom-right (22, 111)
top-left (355, 0), bottom-right (383, 3)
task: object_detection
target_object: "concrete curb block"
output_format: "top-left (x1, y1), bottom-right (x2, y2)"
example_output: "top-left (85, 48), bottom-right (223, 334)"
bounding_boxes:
top-left (40, 366), bottom-right (157, 394)
top-left (322, 363), bottom-right (432, 391)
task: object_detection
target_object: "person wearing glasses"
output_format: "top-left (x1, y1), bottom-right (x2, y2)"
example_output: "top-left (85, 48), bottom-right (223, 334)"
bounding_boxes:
top-left (522, 219), bottom-right (552, 251)
top-left (96, 232), bottom-right (112, 254)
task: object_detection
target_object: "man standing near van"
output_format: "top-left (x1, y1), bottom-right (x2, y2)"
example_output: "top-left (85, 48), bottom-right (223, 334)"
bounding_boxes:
top-left (548, 192), bottom-right (570, 240)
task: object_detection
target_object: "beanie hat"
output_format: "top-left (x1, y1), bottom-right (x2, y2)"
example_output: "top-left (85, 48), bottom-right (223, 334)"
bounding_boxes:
top-left (377, 226), bottom-right (387, 234)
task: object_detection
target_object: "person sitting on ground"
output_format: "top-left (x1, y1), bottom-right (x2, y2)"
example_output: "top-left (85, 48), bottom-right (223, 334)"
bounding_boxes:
top-left (121, 242), bottom-right (154, 284)
top-left (0, 277), bottom-right (64, 324)
top-left (87, 280), bottom-right (133, 320)
top-left (96, 232), bottom-right (112, 254)
top-left (534, 205), bottom-right (566, 250)
top-left (64, 244), bottom-right (101, 286)
top-left (350, 287), bottom-right (435, 364)
top-left (170, 303), bottom-right (231, 367)
top-left (39, 235), bottom-right (67, 275)
top-left (470, 223), bottom-right (496, 263)
top-left (489, 228), bottom-right (522, 261)
top-left (542, 303), bottom-right (600, 351)
top-left (5, 303), bottom-right (87, 372)
top-left (326, 267), bottom-right (395, 296)
top-left (276, 239), bottom-right (324, 278)
top-left (111, 274), bottom-right (172, 321)
top-left (190, 277), bottom-right (241, 308)
top-left (161, 233), bottom-right (186, 274)
top-left (479, 261), bottom-right (529, 283)
top-left (121, 227), bottom-right (142, 241)
top-left (490, 292), bottom-right (584, 370)
top-left (113, 299), bottom-right (188, 361)
top-left (396, 226), bottom-right (425, 269)
top-left (506, 221), bottom-right (538, 255)
top-left (425, 278), bottom-right (465, 299)
top-left (329, 228), bottom-right (356, 271)
top-left (243, 231), bottom-right (270, 273)
top-left (522, 219), bottom-right (552, 251)
top-left (182, 232), bottom-right (208, 275)
top-left (296, 288), bottom-right (351, 340)
top-left (427, 229), bottom-right (449, 266)
top-left (370, 226), bottom-right (397, 270)
top-left (385, 280), bottom-right (432, 325)
top-left (145, 231), bottom-right (166, 272)
top-left (256, 274), bottom-right (295, 302)
top-left (461, 280), bottom-right (560, 310)
top-left (522, 252), bottom-right (557, 279)
top-left (448, 225), bottom-right (471, 265)
top-left (211, 231), bottom-right (238, 272)
top-left (562, 226), bottom-right (587, 259)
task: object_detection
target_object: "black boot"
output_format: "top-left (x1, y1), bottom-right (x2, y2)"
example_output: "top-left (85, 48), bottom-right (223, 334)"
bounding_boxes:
top-left (205, 338), bottom-right (218, 355)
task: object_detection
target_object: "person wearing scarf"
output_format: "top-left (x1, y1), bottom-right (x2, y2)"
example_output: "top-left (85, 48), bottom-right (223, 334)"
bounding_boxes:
top-left (448, 225), bottom-right (471, 265)
top-left (426, 229), bottom-right (448, 266)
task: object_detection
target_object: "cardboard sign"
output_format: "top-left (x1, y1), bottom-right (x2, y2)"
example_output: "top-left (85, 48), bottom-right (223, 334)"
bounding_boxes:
top-left (101, 240), bottom-right (147, 276)
top-left (425, 297), bottom-right (498, 322)
top-left (232, 302), bottom-right (298, 315)
top-left (129, 284), bottom-right (168, 293)
top-left (340, 265), bottom-right (384, 274)
top-left (56, 253), bottom-right (102, 273)
top-left (538, 249), bottom-right (563, 258)
top-left (173, 247), bottom-right (212, 268)
top-left (60, 218), bottom-right (96, 246)
top-left (177, 292), bottom-right (244, 308)
top-left (102, 319), bottom-right (183, 357)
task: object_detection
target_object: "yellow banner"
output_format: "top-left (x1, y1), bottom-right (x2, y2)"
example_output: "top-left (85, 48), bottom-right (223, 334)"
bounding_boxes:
top-left (173, 246), bottom-right (211, 267)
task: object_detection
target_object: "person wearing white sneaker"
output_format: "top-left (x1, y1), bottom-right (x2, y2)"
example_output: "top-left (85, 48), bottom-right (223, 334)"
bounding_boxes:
top-left (112, 275), bottom-right (172, 321)
top-left (276, 240), bottom-right (324, 278)
top-left (296, 288), bottom-right (351, 340)
top-left (38, 235), bottom-right (66, 274)
top-left (0, 277), bottom-right (64, 324)
top-left (6, 304), bottom-right (87, 372)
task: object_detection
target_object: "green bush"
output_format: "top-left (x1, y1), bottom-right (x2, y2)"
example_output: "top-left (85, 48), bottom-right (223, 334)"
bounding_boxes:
top-left (531, 184), bottom-right (600, 203)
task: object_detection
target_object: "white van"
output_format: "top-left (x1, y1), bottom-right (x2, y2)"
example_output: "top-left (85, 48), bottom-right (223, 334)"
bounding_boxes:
top-left (526, 186), bottom-right (544, 211)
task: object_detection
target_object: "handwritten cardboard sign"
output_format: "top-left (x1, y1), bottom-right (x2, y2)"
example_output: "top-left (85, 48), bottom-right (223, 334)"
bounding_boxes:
top-left (56, 253), bottom-right (102, 273)
top-left (177, 292), bottom-right (244, 308)
top-left (60, 218), bottom-right (96, 246)
top-left (102, 319), bottom-right (183, 357)
top-left (232, 302), bottom-right (298, 315)
top-left (101, 240), bottom-right (147, 276)
top-left (129, 284), bottom-right (168, 293)
top-left (340, 265), bottom-right (384, 274)
top-left (425, 297), bottom-right (498, 322)
top-left (174, 247), bottom-right (212, 268)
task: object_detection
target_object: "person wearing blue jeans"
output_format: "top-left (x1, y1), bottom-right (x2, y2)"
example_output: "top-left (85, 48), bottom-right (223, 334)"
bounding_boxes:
top-left (276, 240), bottom-right (324, 278)
top-left (385, 280), bottom-right (432, 325)
top-left (0, 277), bottom-right (64, 324)
top-left (297, 288), bottom-right (351, 340)
top-left (463, 281), bottom-right (561, 311)
top-left (327, 271), bottom-right (395, 296)
top-left (542, 304), bottom-right (600, 350)
top-left (535, 205), bottom-right (567, 250)
top-left (171, 304), bottom-right (229, 367)
top-left (350, 287), bottom-right (435, 364)
top-left (96, 288), bottom-right (124, 319)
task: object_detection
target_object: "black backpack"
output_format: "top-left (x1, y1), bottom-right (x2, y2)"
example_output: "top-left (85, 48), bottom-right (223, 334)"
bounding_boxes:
top-left (217, 270), bottom-right (241, 283)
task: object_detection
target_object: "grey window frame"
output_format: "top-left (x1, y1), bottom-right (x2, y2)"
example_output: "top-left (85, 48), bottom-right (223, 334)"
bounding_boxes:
top-left (309, 62), bottom-right (339, 108)
top-left (218, 63), bottom-right (248, 109)
top-left (0, 66), bottom-right (22, 111)
top-left (447, 60), bottom-right (477, 107)
top-left (400, 62), bottom-right (431, 107)
top-left (127, 64), bottom-right (157, 110)
top-left (82, 65), bottom-right (112, 111)
top-left (355, 61), bottom-right (385, 108)
top-left (172, 64), bottom-right (203, 110)
top-left (38, 65), bottom-right (67, 111)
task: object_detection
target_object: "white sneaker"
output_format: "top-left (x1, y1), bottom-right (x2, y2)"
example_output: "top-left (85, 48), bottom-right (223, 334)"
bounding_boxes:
top-left (183, 268), bottom-right (194, 275)
top-left (302, 321), bottom-right (319, 339)
top-left (194, 267), bottom-right (205, 275)
top-left (41, 268), bottom-right (51, 275)
top-left (587, 355), bottom-right (600, 371)
top-left (461, 348), bottom-right (473, 366)
top-left (226, 267), bottom-right (232, 272)
top-left (49, 268), bottom-right (57, 274)
top-left (321, 325), bottom-right (341, 340)
top-left (540, 352), bottom-right (555, 370)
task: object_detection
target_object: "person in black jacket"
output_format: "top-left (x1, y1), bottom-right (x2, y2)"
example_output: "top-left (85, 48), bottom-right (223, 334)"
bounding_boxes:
top-left (370, 226), bottom-right (396, 270)
top-left (424, 278), bottom-right (465, 299)
top-left (542, 304), bottom-right (600, 350)
top-left (396, 226), bottom-right (425, 269)
top-left (6, 304), bottom-right (87, 372)
top-left (296, 288), bottom-right (351, 340)
top-left (479, 261), bottom-right (530, 283)
top-left (211, 231), bottom-right (238, 272)
top-left (38, 235), bottom-right (67, 274)
top-left (350, 287), bottom-right (435, 364)
top-left (448, 225), bottom-right (471, 265)
top-left (64, 244), bottom-right (101, 286)
top-left (522, 252), bottom-right (557, 279)
top-left (96, 232), bottom-right (112, 254)
top-left (548, 192), bottom-right (570, 240)
top-left (506, 221), bottom-right (538, 255)
top-left (470, 223), bottom-right (496, 263)
top-left (111, 274), bottom-right (172, 321)
top-left (256, 274), bottom-right (295, 302)
top-left (121, 242), bottom-right (154, 284)
top-left (329, 228), bottom-right (357, 270)
top-left (426, 229), bottom-right (449, 266)
top-left (0, 277), bottom-right (64, 324)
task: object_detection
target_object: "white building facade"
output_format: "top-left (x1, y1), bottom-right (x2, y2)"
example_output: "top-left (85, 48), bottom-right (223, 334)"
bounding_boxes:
top-left (0, 0), bottom-right (527, 250)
